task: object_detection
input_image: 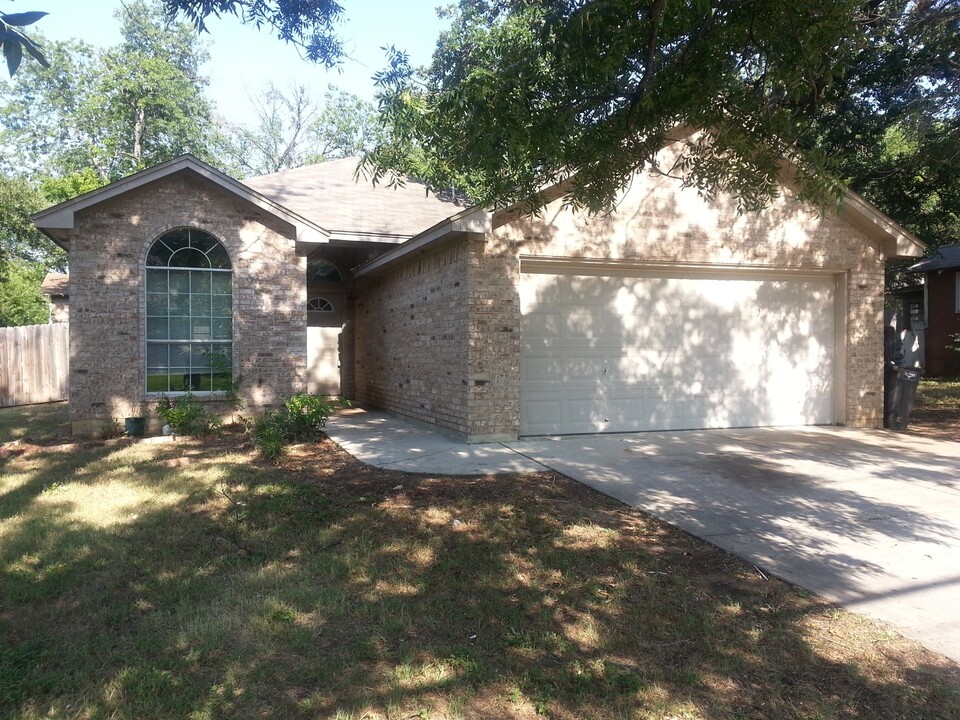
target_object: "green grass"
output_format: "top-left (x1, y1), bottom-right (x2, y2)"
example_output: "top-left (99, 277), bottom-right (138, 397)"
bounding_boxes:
top-left (2, 406), bottom-right (959, 719)
top-left (915, 377), bottom-right (960, 412)
top-left (0, 402), bottom-right (70, 443)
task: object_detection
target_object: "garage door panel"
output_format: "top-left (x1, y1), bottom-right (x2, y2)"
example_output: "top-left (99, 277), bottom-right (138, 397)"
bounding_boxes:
top-left (520, 270), bottom-right (836, 435)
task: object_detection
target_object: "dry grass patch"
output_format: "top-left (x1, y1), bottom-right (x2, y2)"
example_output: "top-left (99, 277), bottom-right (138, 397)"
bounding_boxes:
top-left (1, 405), bottom-right (959, 719)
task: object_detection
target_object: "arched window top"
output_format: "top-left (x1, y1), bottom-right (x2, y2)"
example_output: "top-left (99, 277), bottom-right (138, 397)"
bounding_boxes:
top-left (308, 296), bottom-right (334, 312)
top-left (147, 228), bottom-right (231, 270)
top-left (307, 257), bottom-right (341, 283)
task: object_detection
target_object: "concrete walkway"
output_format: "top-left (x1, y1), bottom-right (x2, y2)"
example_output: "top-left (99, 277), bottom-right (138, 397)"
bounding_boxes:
top-left (326, 408), bottom-right (960, 664)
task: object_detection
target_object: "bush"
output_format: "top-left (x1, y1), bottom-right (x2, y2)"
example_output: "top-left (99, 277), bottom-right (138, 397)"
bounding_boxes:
top-left (251, 394), bottom-right (342, 461)
top-left (156, 393), bottom-right (222, 436)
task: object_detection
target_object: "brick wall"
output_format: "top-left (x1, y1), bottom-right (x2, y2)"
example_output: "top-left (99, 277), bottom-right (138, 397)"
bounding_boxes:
top-left (67, 172), bottom-right (305, 434)
top-left (924, 271), bottom-right (960, 376)
top-left (353, 237), bottom-right (471, 435)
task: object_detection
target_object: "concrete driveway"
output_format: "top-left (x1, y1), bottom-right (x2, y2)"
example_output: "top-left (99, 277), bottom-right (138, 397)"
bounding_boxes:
top-left (328, 410), bottom-right (960, 664)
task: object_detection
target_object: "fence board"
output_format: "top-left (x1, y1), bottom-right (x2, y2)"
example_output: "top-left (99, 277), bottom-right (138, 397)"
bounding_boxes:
top-left (0, 323), bottom-right (69, 407)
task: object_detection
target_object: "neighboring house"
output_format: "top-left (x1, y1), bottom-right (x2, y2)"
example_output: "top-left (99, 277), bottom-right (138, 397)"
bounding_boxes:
top-left (905, 245), bottom-right (960, 377)
top-left (40, 272), bottom-right (70, 323)
top-left (34, 139), bottom-right (924, 438)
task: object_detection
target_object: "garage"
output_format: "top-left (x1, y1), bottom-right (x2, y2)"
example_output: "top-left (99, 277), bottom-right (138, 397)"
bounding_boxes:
top-left (519, 261), bottom-right (840, 435)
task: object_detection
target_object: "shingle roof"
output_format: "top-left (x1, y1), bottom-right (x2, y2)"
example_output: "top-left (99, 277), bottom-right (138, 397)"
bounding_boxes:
top-left (41, 272), bottom-right (69, 297)
top-left (243, 158), bottom-right (461, 239)
top-left (908, 245), bottom-right (960, 273)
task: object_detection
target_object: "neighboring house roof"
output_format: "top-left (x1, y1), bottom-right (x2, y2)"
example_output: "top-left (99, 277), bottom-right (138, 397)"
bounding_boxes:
top-left (907, 245), bottom-right (960, 273)
top-left (32, 155), bottom-right (330, 250)
top-left (41, 272), bottom-right (69, 297)
top-left (244, 158), bottom-right (463, 242)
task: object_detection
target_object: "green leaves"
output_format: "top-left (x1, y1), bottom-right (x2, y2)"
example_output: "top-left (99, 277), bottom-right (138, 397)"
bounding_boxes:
top-left (365, 0), bottom-right (878, 213)
top-left (0, 11), bottom-right (49, 76)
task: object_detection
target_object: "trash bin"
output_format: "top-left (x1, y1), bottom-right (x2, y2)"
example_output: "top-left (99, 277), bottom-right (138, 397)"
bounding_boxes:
top-left (885, 365), bottom-right (921, 431)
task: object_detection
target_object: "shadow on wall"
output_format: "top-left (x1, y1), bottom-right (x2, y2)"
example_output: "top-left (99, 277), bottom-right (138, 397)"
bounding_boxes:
top-left (519, 270), bottom-right (836, 435)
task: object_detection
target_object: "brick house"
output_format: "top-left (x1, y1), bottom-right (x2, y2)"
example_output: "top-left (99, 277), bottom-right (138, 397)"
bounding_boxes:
top-left (34, 142), bottom-right (924, 438)
top-left (40, 272), bottom-right (70, 323)
top-left (904, 246), bottom-right (960, 376)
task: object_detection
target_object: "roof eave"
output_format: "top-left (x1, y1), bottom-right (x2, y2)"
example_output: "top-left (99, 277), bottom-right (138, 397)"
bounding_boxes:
top-left (32, 155), bottom-right (331, 251)
top-left (354, 206), bottom-right (492, 278)
top-left (839, 190), bottom-right (925, 259)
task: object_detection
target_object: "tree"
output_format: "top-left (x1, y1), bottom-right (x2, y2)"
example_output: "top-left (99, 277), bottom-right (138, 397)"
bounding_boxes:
top-left (0, 259), bottom-right (48, 326)
top-left (2, 1), bottom-right (345, 77)
top-left (221, 84), bottom-right (384, 177)
top-left (162, 0), bottom-right (344, 67)
top-left (363, 0), bottom-right (958, 217)
top-left (0, 174), bottom-right (66, 272)
top-left (0, 1), bottom-right (221, 182)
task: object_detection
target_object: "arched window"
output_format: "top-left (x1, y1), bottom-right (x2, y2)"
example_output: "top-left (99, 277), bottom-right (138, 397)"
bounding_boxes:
top-left (307, 296), bottom-right (334, 313)
top-left (145, 228), bottom-right (233, 394)
top-left (307, 257), bottom-right (341, 283)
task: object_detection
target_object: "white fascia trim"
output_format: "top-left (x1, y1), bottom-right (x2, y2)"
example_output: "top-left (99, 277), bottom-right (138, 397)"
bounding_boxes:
top-left (354, 205), bottom-right (492, 277)
top-left (32, 155), bottom-right (330, 245)
top-left (841, 190), bottom-right (925, 259)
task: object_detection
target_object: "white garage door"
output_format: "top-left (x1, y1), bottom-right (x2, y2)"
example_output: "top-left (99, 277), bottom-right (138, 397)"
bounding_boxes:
top-left (520, 265), bottom-right (837, 435)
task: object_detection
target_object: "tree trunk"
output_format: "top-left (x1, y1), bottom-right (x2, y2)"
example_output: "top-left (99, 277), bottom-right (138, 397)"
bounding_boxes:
top-left (133, 105), bottom-right (145, 164)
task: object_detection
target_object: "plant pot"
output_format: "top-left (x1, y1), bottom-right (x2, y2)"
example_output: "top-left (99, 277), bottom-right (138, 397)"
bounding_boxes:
top-left (124, 417), bottom-right (146, 437)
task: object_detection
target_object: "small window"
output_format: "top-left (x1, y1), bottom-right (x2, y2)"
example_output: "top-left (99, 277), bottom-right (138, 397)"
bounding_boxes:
top-left (308, 258), bottom-right (342, 283)
top-left (308, 296), bottom-right (334, 312)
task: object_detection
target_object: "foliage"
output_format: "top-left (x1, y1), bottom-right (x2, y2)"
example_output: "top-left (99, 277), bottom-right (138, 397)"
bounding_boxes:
top-left (162, 0), bottom-right (344, 67)
top-left (155, 392), bottom-right (222, 436)
top-left (808, 1), bottom-right (960, 285)
top-left (250, 393), bottom-right (341, 460)
top-left (365, 0), bottom-right (874, 214)
top-left (0, 9), bottom-right (48, 75)
top-left (0, 174), bottom-right (66, 272)
top-left (221, 83), bottom-right (384, 177)
top-left (0, 1), bottom-right (221, 182)
top-left (0, 259), bottom-right (47, 326)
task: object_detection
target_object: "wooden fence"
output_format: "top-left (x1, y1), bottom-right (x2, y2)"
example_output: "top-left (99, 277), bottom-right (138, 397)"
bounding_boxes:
top-left (0, 323), bottom-right (69, 407)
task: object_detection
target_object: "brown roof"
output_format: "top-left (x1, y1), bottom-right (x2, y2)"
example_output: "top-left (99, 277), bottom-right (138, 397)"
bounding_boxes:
top-left (243, 158), bottom-right (460, 239)
top-left (41, 272), bottom-right (69, 297)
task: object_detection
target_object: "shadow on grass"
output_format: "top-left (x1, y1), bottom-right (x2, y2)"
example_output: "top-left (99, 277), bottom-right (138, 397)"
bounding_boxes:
top-left (2, 433), bottom-right (959, 719)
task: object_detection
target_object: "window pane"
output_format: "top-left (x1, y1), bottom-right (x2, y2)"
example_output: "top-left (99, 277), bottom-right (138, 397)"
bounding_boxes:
top-left (190, 270), bottom-right (211, 294)
top-left (207, 244), bottom-right (231, 269)
top-left (192, 319), bottom-right (211, 340)
top-left (162, 229), bottom-right (190, 252)
top-left (170, 294), bottom-right (190, 316)
top-left (212, 318), bottom-right (232, 340)
top-left (146, 368), bottom-right (170, 393)
top-left (171, 368), bottom-right (193, 392)
top-left (172, 344), bottom-right (191, 366)
top-left (146, 244), bottom-right (172, 267)
top-left (147, 317), bottom-right (168, 340)
top-left (146, 293), bottom-right (167, 316)
top-left (212, 295), bottom-right (232, 317)
top-left (211, 272), bottom-right (231, 294)
top-left (190, 231), bottom-right (217, 254)
top-left (169, 270), bottom-right (190, 294)
top-left (147, 344), bottom-right (169, 369)
top-left (146, 269), bottom-right (167, 292)
top-left (169, 317), bottom-right (190, 340)
top-left (170, 247), bottom-right (209, 268)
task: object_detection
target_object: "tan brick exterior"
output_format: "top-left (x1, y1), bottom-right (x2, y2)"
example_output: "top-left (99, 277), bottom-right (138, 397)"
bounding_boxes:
top-left (354, 237), bottom-right (471, 435)
top-left (356, 157), bottom-right (886, 441)
top-left (67, 172), bottom-right (305, 434)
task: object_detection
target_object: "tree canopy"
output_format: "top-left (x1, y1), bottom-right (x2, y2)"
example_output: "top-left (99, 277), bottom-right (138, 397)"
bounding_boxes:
top-left (364, 0), bottom-right (959, 221)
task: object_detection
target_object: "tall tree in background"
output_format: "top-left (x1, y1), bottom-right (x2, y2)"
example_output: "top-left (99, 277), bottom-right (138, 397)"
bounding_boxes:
top-left (365, 0), bottom-right (959, 228)
top-left (0, 1), bottom-right (219, 183)
top-left (221, 84), bottom-right (384, 177)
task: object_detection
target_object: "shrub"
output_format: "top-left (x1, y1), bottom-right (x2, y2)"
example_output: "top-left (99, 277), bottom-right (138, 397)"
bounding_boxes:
top-left (251, 394), bottom-right (343, 461)
top-left (156, 393), bottom-right (222, 436)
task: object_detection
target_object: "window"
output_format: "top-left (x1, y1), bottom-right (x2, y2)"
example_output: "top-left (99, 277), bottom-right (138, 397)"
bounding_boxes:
top-left (307, 257), bottom-right (342, 283)
top-left (308, 296), bottom-right (334, 312)
top-left (145, 229), bottom-right (233, 393)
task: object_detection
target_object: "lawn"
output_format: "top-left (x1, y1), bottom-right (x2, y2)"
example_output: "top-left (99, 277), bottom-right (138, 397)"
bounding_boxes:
top-left (909, 377), bottom-right (960, 440)
top-left (2, 403), bottom-right (959, 719)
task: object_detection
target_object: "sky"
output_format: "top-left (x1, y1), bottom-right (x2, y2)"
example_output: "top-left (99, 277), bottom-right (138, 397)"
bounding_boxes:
top-left (30, 0), bottom-right (450, 119)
